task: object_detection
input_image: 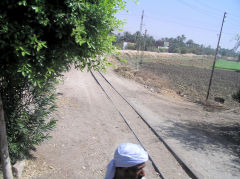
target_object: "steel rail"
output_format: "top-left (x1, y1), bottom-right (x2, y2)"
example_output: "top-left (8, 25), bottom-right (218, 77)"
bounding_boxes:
top-left (97, 71), bottom-right (199, 179)
top-left (90, 70), bottom-right (165, 179)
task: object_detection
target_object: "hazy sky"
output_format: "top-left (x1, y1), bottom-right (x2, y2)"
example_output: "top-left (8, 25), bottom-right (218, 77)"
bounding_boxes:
top-left (115, 0), bottom-right (240, 50)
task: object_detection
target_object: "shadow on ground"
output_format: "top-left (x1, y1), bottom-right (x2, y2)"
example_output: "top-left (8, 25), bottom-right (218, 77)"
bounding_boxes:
top-left (156, 120), bottom-right (240, 171)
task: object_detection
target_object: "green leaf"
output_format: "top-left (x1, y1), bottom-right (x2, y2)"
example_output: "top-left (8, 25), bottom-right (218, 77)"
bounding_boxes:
top-left (120, 58), bottom-right (127, 64)
top-left (1, 0), bottom-right (127, 164)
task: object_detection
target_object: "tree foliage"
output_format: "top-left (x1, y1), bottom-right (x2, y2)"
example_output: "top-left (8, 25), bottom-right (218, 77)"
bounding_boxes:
top-left (0, 0), bottom-right (125, 163)
top-left (232, 90), bottom-right (240, 103)
top-left (115, 31), bottom-right (240, 57)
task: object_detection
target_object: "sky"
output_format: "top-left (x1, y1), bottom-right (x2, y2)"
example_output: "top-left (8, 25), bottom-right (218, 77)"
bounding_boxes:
top-left (115, 0), bottom-right (240, 50)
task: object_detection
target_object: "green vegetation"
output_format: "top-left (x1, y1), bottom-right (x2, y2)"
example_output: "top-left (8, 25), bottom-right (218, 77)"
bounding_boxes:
top-left (0, 0), bottom-right (125, 164)
top-left (115, 31), bottom-right (240, 58)
top-left (215, 59), bottom-right (240, 71)
top-left (232, 90), bottom-right (240, 103)
top-left (117, 50), bottom-right (240, 108)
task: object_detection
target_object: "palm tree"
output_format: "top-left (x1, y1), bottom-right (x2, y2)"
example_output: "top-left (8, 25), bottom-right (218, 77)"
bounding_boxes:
top-left (181, 34), bottom-right (186, 43)
top-left (186, 39), bottom-right (194, 47)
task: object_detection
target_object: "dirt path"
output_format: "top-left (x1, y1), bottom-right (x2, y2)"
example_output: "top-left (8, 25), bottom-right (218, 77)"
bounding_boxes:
top-left (23, 67), bottom-right (240, 178)
top-left (23, 69), bottom-right (160, 179)
top-left (92, 71), bottom-right (189, 178)
top-left (103, 69), bottom-right (240, 179)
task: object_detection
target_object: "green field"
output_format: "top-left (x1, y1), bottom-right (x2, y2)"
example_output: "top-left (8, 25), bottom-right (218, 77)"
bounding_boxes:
top-left (215, 59), bottom-right (240, 71)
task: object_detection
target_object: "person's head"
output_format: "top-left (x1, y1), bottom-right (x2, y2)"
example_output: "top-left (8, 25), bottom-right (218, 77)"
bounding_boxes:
top-left (114, 162), bottom-right (146, 179)
top-left (105, 143), bottom-right (149, 179)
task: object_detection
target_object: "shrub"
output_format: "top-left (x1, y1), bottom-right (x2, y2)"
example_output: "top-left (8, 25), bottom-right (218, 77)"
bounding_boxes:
top-left (173, 48), bottom-right (181, 53)
top-left (126, 43), bottom-right (136, 50)
top-left (180, 47), bottom-right (188, 54)
top-left (0, 0), bottom-right (125, 164)
top-left (232, 90), bottom-right (240, 103)
top-left (158, 47), bottom-right (168, 53)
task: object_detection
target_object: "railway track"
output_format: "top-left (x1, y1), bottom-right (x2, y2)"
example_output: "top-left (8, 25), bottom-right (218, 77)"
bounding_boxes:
top-left (90, 70), bottom-right (199, 179)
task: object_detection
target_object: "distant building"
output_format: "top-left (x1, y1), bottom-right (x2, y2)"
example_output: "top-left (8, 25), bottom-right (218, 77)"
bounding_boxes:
top-left (123, 42), bottom-right (128, 50)
top-left (123, 42), bottom-right (136, 50)
top-left (163, 41), bottom-right (169, 47)
top-left (217, 54), bottom-right (222, 58)
top-left (157, 41), bottom-right (169, 50)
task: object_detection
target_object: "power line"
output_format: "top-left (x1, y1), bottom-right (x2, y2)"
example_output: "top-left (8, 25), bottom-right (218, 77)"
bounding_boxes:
top-left (120, 10), bottom-right (240, 32)
top-left (144, 14), bottom-right (215, 29)
top-left (224, 23), bottom-right (240, 33)
top-left (227, 12), bottom-right (240, 19)
top-left (225, 18), bottom-right (240, 29)
top-left (144, 13), bottom-right (240, 33)
top-left (177, 0), bottom-right (223, 19)
top-left (191, 0), bottom-right (240, 27)
top-left (178, 0), bottom-right (240, 28)
top-left (144, 15), bottom-right (237, 36)
top-left (196, 0), bottom-right (240, 19)
top-left (195, 0), bottom-right (225, 15)
top-left (120, 1), bottom-right (240, 30)
top-left (118, 13), bottom-right (238, 38)
top-left (117, 2), bottom-right (239, 49)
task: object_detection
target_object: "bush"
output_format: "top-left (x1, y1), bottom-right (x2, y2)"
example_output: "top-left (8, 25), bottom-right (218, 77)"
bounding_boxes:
top-left (180, 47), bottom-right (188, 54)
top-left (172, 48), bottom-right (181, 53)
top-left (126, 43), bottom-right (136, 50)
top-left (158, 47), bottom-right (168, 53)
top-left (0, 0), bottom-right (125, 164)
top-left (232, 90), bottom-right (240, 103)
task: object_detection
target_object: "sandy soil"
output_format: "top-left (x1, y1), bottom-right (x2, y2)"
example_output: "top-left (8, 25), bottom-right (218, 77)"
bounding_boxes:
top-left (22, 69), bottom-right (160, 179)
top-left (104, 68), bottom-right (240, 179)
top-left (22, 65), bottom-right (240, 178)
top-left (117, 50), bottom-right (240, 109)
top-left (118, 50), bottom-right (204, 58)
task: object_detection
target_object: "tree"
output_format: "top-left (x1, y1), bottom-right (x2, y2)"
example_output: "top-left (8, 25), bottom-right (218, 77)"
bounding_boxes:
top-left (114, 31), bottom-right (240, 57)
top-left (145, 35), bottom-right (155, 51)
top-left (180, 47), bottom-right (188, 54)
top-left (176, 34), bottom-right (186, 43)
top-left (0, 0), bottom-right (125, 178)
top-left (186, 39), bottom-right (194, 47)
top-left (0, 96), bottom-right (13, 179)
top-left (181, 34), bottom-right (186, 42)
top-left (123, 31), bottom-right (135, 43)
top-left (155, 39), bottom-right (164, 47)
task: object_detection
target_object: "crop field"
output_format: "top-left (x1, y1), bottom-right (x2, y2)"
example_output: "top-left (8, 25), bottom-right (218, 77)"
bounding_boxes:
top-left (119, 50), bottom-right (214, 69)
top-left (115, 50), bottom-right (240, 109)
top-left (215, 59), bottom-right (240, 72)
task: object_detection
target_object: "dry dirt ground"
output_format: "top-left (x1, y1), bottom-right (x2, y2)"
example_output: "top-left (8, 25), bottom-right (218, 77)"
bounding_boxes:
top-left (118, 50), bottom-right (240, 109)
top-left (22, 68), bottom-right (160, 179)
top-left (23, 64), bottom-right (240, 178)
top-left (105, 68), bottom-right (240, 179)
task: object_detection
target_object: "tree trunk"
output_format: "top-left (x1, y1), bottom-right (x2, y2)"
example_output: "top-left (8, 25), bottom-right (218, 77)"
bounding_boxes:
top-left (0, 95), bottom-right (13, 179)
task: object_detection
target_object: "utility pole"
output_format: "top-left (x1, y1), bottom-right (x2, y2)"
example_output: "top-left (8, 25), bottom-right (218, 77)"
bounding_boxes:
top-left (136, 10), bottom-right (144, 71)
top-left (140, 29), bottom-right (147, 65)
top-left (206, 12), bottom-right (226, 101)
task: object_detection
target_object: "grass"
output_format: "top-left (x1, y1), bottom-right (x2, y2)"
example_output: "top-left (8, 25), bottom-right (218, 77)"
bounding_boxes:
top-left (215, 59), bottom-right (240, 72)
